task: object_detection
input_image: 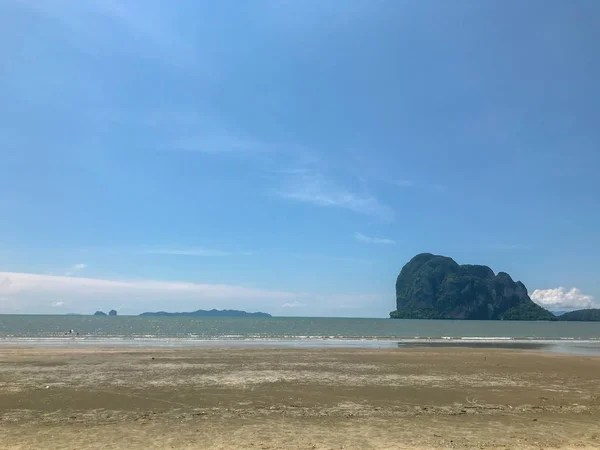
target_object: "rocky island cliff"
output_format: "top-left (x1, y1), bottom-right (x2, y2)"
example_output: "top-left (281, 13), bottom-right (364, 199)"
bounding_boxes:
top-left (390, 253), bottom-right (555, 320)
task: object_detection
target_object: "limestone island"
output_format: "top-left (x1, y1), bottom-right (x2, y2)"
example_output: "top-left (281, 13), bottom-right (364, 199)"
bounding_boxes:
top-left (390, 253), bottom-right (555, 320)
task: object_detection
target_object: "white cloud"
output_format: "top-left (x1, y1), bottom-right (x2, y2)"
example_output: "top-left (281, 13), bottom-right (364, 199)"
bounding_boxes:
top-left (0, 272), bottom-right (386, 317)
top-left (531, 287), bottom-right (597, 311)
top-left (281, 301), bottom-right (306, 309)
top-left (51, 301), bottom-right (64, 307)
top-left (0, 272), bottom-right (291, 298)
top-left (275, 174), bottom-right (394, 222)
top-left (64, 263), bottom-right (87, 277)
top-left (0, 277), bottom-right (12, 290)
top-left (353, 232), bottom-right (396, 245)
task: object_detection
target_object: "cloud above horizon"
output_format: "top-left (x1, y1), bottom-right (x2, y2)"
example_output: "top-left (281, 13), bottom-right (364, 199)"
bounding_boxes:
top-left (281, 301), bottom-right (306, 309)
top-left (353, 232), bottom-right (396, 245)
top-left (531, 287), bottom-right (597, 311)
top-left (0, 271), bottom-right (385, 317)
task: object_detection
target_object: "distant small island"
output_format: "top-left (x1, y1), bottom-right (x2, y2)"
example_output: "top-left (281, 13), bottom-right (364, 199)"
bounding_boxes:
top-left (139, 309), bottom-right (272, 318)
top-left (557, 309), bottom-right (600, 321)
top-left (93, 310), bottom-right (117, 316)
top-left (390, 253), bottom-right (555, 321)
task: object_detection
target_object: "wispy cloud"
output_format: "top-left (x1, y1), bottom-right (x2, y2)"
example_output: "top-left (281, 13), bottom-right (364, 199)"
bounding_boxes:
top-left (19, 0), bottom-right (200, 70)
top-left (486, 243), bottom-right (530, 250)
top-left (106, 109), bottom-right (314, 162)
top-left (391, 179), bottom-right (446, 193)
top-left (273, 168), bottom-right (313, 175)
top-left (275, 174), bottom-right (395, 222)
top-left (531, 287), bottom-right (597, 311)
top-left (64, 263), bottom-right (87, 277)
top-left (0, 272), bottom-right (290, 298)
top-left (169, 136), bottom-right (273, 155)
top-left (353, 232), bottom-right (396, 245)
top-left (79, 246), bottom-right (252, 257)
top-left (142, 248), bottom-right (233, 257)
top-left (392, 179), bottom-right (416, 187)
top-left (290, 253), bottom-right (373, 265)
top-left (0, 272), bottom-right (386, 317)
top-left (281, 301), bottom-right (306, 309)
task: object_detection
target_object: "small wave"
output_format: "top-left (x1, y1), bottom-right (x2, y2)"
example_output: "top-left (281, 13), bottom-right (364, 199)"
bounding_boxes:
top-left (460, 336), bottom-right (513, 340)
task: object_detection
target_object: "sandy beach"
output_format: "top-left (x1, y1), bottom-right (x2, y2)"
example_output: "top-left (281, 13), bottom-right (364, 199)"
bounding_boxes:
top-left (1, 347), bottom-right (599, 449)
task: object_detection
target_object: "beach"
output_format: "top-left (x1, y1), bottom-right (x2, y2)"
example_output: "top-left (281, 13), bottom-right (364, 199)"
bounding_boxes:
top-left (1, 347), bottom-right (599, 449)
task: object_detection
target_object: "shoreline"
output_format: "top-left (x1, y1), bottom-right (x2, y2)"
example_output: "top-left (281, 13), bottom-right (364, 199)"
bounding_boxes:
top-left (1, 347), bottom-right (599, 449)
top-left (1, 336), bottom-right (600, 356)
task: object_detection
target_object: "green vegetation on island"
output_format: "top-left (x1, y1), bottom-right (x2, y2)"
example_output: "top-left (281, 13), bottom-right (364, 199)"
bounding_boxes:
top-left (558, 309), bottom-right (600, 321)
top-left (139, 309), bottom-right (272, 318)
top-left (390, 253), bottom-right (555, 321)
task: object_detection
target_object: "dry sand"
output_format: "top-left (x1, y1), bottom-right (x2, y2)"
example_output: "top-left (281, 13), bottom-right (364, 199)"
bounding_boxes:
top-left (0, 347), bottom-right (599, 449)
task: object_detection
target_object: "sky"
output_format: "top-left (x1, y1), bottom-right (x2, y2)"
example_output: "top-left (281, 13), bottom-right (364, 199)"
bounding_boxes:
top-left (1, 0), bottom-right (599, 316)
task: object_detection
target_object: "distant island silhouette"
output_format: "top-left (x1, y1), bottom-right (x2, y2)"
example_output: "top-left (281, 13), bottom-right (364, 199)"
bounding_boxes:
top-left (139, 309), bottom-right (272, 318)
top-left (557, 309), bottom-right (600, 321)
top-left (93, 310), bottom-right (117, 316)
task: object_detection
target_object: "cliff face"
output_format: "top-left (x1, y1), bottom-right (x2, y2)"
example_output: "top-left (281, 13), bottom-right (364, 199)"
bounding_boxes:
top-left (390, 253), bottom-right (555, 320)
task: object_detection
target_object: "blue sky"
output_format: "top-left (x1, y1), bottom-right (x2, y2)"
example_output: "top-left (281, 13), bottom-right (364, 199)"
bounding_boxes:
top-left (1, 0), bottom-right (599, 316)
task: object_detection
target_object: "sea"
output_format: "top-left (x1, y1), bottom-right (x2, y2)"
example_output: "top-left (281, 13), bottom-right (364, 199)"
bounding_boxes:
top-left (0, 315), bottom-right (599, 355)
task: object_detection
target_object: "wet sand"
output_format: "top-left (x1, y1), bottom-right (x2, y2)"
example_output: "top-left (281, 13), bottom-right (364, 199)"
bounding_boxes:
top-left (1, 347), bottom-right (599, 449)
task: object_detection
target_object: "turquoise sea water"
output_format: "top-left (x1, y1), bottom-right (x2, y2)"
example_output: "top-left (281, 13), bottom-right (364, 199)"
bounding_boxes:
top-left (0, 315), bottom-right (599, 355)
